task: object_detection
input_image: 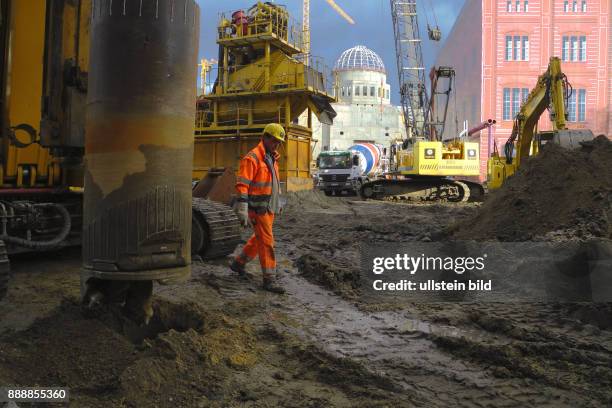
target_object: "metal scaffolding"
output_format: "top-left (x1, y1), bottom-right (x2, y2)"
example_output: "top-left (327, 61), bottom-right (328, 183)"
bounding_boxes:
top-left (391, 0), bottom-right (428, 139)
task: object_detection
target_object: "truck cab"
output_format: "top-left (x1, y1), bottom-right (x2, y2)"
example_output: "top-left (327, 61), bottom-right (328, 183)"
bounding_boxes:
top-left (316, 151), bottom-right (363, 196)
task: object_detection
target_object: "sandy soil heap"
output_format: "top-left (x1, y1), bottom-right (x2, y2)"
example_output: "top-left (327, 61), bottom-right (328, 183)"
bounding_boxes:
top-left (453, 135), bottom-right (612, 241)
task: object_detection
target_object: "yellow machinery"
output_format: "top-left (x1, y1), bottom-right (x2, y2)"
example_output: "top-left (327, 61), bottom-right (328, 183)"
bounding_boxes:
top-left (0, 0), bottom-right (227, 323)
top-left (0, 0), bottom-right (89, 300)
top-left (488, 57), bottom-right (594, 189)
top-left (360, 66), bottom-right (485, 202)
top-left (194, 2), bottom-right (336, 193)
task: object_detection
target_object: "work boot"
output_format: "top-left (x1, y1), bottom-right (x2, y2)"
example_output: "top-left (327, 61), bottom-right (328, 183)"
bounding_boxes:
top-left (262, 278), bottom-right (285, 294)
top-left (230, 259), bottom-right (248, 279)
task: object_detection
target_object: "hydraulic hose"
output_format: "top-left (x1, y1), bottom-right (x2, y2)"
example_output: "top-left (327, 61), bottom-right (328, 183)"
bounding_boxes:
top-left (0, 203), bottom-right (71, 249)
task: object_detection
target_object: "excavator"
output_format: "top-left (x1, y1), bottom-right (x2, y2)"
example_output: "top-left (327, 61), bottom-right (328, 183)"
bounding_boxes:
top-left (487, 57), bottom-right (594, 189)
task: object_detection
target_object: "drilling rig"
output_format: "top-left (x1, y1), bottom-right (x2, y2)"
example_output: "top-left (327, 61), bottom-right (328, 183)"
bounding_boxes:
top-left (360, 0), bottom-right (483, 202)
top-left (0, 0), bottom-right (203, 324)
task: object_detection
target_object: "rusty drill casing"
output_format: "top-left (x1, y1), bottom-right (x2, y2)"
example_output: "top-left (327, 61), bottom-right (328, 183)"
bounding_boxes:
top-left (82, 0), bottom-right (199, 282)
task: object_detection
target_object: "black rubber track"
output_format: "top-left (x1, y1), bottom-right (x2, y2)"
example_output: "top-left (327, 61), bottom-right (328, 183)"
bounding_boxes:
top-left (191, 198), bottom-right (242, 260)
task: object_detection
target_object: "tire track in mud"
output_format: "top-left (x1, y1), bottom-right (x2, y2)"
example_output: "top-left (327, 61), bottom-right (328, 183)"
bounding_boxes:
top-left (275, 266), bottom-right (599, 407)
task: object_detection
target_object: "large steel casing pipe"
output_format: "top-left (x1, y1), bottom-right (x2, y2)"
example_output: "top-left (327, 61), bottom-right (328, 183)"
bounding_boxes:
top-left (82, 0), bottom-right (199, 290)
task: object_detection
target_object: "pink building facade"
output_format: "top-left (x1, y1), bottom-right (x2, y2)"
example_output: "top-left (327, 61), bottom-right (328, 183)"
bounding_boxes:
top-left (436, 0), bottom-right (611, 180)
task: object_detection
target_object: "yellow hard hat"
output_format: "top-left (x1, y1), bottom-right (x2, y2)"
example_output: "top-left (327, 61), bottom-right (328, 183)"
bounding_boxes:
top-left (263, 123), bottom-right (286, 142)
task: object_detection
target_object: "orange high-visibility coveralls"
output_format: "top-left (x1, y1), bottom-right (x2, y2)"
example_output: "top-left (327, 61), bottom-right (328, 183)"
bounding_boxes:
top-left (234, 142), bottom-right (280, 279)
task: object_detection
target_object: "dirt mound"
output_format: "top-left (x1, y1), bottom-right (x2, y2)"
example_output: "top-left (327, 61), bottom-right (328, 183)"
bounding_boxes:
top-left (283, 189), bottom-right (351, 214)
top-left (453, 135), bottom-right (612, 241)
top-left (296, 254), bottom-right (360, 297)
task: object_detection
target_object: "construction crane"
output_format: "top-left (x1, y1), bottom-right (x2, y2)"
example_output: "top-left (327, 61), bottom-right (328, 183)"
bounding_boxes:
top-left (302, 0), bottom-right (355, 59)
top-left (359, 0), bottom-right (484, 202)
top-left (198, 58), bottom-right (218, 95)
top-left (391, 0), bottom-right (431, 139)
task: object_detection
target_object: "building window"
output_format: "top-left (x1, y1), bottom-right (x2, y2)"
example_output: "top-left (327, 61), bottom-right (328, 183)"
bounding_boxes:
top-left (521, 88), bottom-right (529, 103)
top-left (567, 91), bottom-right (576, 121)
top-left (505, 36), bottom-right (513, 60)
top-left (572, 0), bottom-right (578, 12)
top-left (564, 0), bottom-right (569, 12)
top-left (521, 36), bottom-right (529, 60)
top-left (568, 89), bottom-right (587, 122)
top-left (581, 0), bottom-right (586, 12)
top-left (514, 35), bottom-right (520, 60)
top-left (341, 88), bottom-right (345, 97)
top-left (355, 86), bottom-right (360, 96)
top-left (362, 85), bottom-right (367, 96)
top-left (578, 89), bottom-right (586, 121)
top-left (516, 0), bottom-right (520, 12)
top-left (507, 1), bottom-right (512, 12)
top-left (386, 89), bottom-right (389, 99)
top-left (503, 88), bottom-right (511, 120)
top-left (503, 87), bottom-right (528, 120)
top-left (563, 35), bottom-right (586, 62)
top-left (571, 36), bottom-right (579, 61)
top-left (512, 88), bottom-right (520, 118)
top-left (370, 86), bottom-right (375, 96)
top-left (348, 87), bottom-right (351, 96)
top-left (524, 0), bottom-right (528, 11)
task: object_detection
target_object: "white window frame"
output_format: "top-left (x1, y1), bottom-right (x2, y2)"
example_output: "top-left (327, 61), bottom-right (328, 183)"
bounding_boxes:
top-left (571, 36), bottom-right (578, 61)
top-left (521, 36), bottom-right (529, 61)
top-left (578, 89), bottom-right (586, 121)
top-left (579, 36), bottom-right (586, 61)
top-left (503, 88), bottom-right (511, 120)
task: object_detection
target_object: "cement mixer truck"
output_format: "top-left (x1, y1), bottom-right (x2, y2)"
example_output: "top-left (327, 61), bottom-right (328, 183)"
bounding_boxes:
top-left (316, 143), bottom-right (387, 196)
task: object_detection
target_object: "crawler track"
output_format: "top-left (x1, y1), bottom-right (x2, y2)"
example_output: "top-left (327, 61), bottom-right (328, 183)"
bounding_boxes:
top-left (360, 178), bottom-right (485, 202)
top-left (191, 198), bottom-right (242, 259)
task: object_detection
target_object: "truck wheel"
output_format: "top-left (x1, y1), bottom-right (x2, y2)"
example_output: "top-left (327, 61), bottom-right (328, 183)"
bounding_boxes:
top-left (0, 240), bottom-right (10, 301)
top-left (324, 190), bottom-right (333, 196)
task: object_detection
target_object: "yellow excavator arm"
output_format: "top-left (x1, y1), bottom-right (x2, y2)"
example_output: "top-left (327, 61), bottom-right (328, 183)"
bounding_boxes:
top-left (512, 57), bottom-right (567, 168)
top-left (488, 57), bottom-right (593, 189)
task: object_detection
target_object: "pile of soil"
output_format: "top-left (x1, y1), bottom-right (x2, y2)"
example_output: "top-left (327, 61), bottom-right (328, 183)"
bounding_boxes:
top-left (283, 190), bottom-right (351, 214)
top-left (295, 254), bottom-right (360, 297)
top-left (453, 135), bottom-right (612, 241)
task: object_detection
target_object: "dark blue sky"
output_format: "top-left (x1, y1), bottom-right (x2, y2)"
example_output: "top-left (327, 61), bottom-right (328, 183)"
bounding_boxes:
top-left (195, 0), bottom-right (465, 105)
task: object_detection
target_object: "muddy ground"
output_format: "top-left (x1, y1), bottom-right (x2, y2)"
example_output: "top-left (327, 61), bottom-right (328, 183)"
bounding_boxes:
top-left (0, 191), bottom-right (611, 407)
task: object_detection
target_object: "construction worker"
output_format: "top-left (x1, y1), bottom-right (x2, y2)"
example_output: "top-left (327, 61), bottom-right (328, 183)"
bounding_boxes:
top-left (230, 123), bottom-right (286, 294)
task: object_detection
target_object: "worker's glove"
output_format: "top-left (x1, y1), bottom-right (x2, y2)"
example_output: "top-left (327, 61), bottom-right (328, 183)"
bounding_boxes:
top-left (278, 196), bottom-right (287, 216)
top-left (234, 201), bottom-right (250, 228)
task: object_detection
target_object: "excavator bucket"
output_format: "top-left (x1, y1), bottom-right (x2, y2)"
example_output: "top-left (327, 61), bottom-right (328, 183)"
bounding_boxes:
top-left (193, 167), bottom-right (237, 205)
top-left (552, 129), bottom-right (595, 149)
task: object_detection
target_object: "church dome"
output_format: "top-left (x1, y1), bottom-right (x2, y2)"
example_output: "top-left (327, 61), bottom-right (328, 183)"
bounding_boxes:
top-left (334, 45), bottom-right (386, 73)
